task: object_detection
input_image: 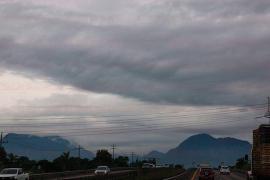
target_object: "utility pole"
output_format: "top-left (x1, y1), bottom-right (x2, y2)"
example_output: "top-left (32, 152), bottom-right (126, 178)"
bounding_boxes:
top-left (267, 96), bottom-right (270, 112)
top-left (75, 145), bottom-right (82, 169)
top-left (256, 97), bottom-right (270, 124)
top-left (131, 152), bottom-right (134, 167)
top-left (0, 132), bottom-right (8, 148)
top-left (111, 144), bottom-right (116, 160)
top-left (263, 96), bottom-right (270, 124)
top-left (78, 145), bottom-right (81, 159)
top-left (267, 97), bottom-right (270, 124)
top-left (71, 145), bottom-right (83, 159)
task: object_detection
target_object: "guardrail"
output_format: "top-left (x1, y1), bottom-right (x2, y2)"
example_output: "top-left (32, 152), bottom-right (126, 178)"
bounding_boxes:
top-left (65, 170), bottom-right (137, 180)
top-left (30, 168), bottom-right (135, 180)
top-left (30, 169), bottom-right (94, 180)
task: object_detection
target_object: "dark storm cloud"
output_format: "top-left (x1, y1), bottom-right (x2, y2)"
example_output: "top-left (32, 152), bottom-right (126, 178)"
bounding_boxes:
top-left (0, 0), bottom-right (270, 105)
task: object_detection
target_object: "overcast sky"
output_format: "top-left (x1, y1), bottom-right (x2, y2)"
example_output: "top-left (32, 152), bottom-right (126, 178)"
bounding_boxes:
top-left (0, 0), bottom-right (270, 154)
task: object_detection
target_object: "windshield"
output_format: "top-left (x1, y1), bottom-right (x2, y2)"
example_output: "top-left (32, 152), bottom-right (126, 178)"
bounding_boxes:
top-left (0, 169), bottom-right (18, 174)
top-left (97, 167), bottom-right (107, 170)
top-left (221, 166), bottom-right (229, 169)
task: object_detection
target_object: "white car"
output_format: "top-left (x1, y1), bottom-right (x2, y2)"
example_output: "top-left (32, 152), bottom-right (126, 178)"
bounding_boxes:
top-left (247, 170), bottom-right (253, 180)
top-left (142, 163), bottom-right (155, 168)
top-left (155, 164), bottom-right (163, 168)
top-left (219, 166), bottom-right (230, 175)
top-left (163, 164), bottom-right (170, 168)
top-left (0, 168), bottom-right (29, 180)
top-left (94, 166), bottom-right (110, 175)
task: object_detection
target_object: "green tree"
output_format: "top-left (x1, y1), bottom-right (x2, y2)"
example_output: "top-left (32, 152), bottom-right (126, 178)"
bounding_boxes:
top-left (38, 160), bottom-right (55, 172)
top-left (94, 150), bottom-right (112, 166)
top-left (53, 152), bottom-right (70, 171)
top-left (17, 156), bottom-right (36, 171)
top-left (0, 147), bottom-right (7, 169)
top-left (235, 155), bottom-right (250, 170)
top-left (7, 153), bottom-right (19, 166)
top-left (114, 156), bottom-right (129, 167)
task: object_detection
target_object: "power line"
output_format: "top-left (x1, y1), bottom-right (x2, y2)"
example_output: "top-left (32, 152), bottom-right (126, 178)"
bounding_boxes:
top-left (2, 115), bottom-right (256, 135)
top-left (16, 102), bottom-right (267, 110)
top-left (1, 107), bottom-right (262, 135)
top-left (0, 106), bottom-right (264, 128)
top-left (1, 111), bottom-right (257, 133)
top-left (1, 102), bottom-right (267, 137)
top-left (3, 116), bottom-right (256, 137)
top-left (0, 103), bottom-right (266, 122)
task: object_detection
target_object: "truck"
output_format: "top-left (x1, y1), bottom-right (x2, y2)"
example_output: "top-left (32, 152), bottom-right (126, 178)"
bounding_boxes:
top-left (248, 124), bottom-right (270, 180)
top-left (0, 168), bottom-right (29, 180)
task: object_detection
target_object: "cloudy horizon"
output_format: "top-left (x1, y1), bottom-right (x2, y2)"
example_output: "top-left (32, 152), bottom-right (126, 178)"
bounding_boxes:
top-left (0, 0), bottom-right (270, 154)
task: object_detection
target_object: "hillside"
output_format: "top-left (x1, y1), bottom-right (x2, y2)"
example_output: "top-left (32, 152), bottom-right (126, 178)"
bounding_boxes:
top-left (146, 134), bottom-right (251, 167)
top-left (3, 133), bottom-right (94, 160)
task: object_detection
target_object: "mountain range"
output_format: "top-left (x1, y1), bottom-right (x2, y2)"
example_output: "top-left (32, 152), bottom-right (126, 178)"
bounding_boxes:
top-left (3, 133), bottom-right (251, 167)
top-left (3, 133), bottom-right (94, 160)
top-left (146, 134), bottom-right (251, 167)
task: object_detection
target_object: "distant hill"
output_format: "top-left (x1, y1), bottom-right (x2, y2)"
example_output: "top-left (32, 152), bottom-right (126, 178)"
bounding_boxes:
top-left (147, 150), bottom-right (166, 159)
top-left (3, 133), bottom-right (94, 160)
top-left (146, 134), bottom-right (251, 167)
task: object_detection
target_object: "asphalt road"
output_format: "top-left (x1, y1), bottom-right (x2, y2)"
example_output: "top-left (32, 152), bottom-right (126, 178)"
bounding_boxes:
top-left (193, 170), bottom-right (246, 180)
top-left (213, 172), bottom-right (246, 180)
top-left (62, 170), bottom-right (134, 180)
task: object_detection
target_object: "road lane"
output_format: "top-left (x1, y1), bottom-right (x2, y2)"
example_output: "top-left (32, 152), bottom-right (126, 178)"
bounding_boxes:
top-left (62, 173), bottom-right (94, 180)
top-left (215, 172), bottom-right (246, 180)
top-left (163, 169), bottom-right (196, 180)
top-left (62, 170), bottom-right (135, 180)
top-left (194, 170), bottom-right (246, 180)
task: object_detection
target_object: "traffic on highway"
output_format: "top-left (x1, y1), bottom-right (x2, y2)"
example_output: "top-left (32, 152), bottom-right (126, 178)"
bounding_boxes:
top-left (194, 170), bottom-right (246, 180)
top-left (191, 165), bottom-right (246, 180)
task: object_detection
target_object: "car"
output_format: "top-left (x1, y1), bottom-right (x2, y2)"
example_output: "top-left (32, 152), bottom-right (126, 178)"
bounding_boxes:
top-left (155, 164), bottom-right (163, 168)
top-left (246, 170), bottom-right (253, 180)
top-left (198, 165), bottom-right (215, 180)
top-left (94, 166), bottom-right (110, 175)
top-left (0, 168), bottom-right (29, 180)
top-left (219, 166), bottom-right (230, 175)
top-left (142, 163), bottom-right (155, 168)
top-left (163, 164), bottom-right (170, 168)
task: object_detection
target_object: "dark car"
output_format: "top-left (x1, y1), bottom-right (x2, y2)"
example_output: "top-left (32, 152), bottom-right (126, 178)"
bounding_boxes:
top-left (199, 167), bottom-right (215, 180)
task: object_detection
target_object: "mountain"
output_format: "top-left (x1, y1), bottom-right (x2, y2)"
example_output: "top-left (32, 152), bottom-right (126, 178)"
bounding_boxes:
top-left (146, 134), bottom-right (251, 167)
top-left (147, 150), bottom-right (166, 159)
top-left (3, 133), bottom-right (94, 160)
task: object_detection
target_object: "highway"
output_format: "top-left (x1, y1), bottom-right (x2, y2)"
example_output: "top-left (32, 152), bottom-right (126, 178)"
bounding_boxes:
top-left (62, 169), bottom-right (247, 180)
top-left (192, 170), bottom-right (246, 180)
top-left (30, 168), bottom-right (247, 180)
top-left (30, 169), bottom-right (137, 180)
top-left (62, 170), bottom-right (135, 180)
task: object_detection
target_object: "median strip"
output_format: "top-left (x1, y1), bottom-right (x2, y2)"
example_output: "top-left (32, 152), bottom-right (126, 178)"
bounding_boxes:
top-left (163, 171), bottom-right (186, 180)
top-left (191, 169), bottom-right (198, 180)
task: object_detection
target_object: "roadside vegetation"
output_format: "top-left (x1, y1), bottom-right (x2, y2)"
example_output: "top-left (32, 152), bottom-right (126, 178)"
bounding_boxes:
top-left (1, 146), bottom-right (187, 179)
top-left (0, 147), bottom-right (129, 173)
top-left (234, 154), bottom-right (251, 171)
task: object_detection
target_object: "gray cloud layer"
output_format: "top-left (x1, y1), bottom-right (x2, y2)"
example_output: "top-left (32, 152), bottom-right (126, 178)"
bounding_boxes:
top-left (0, 0), bottom-right (270, 105)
